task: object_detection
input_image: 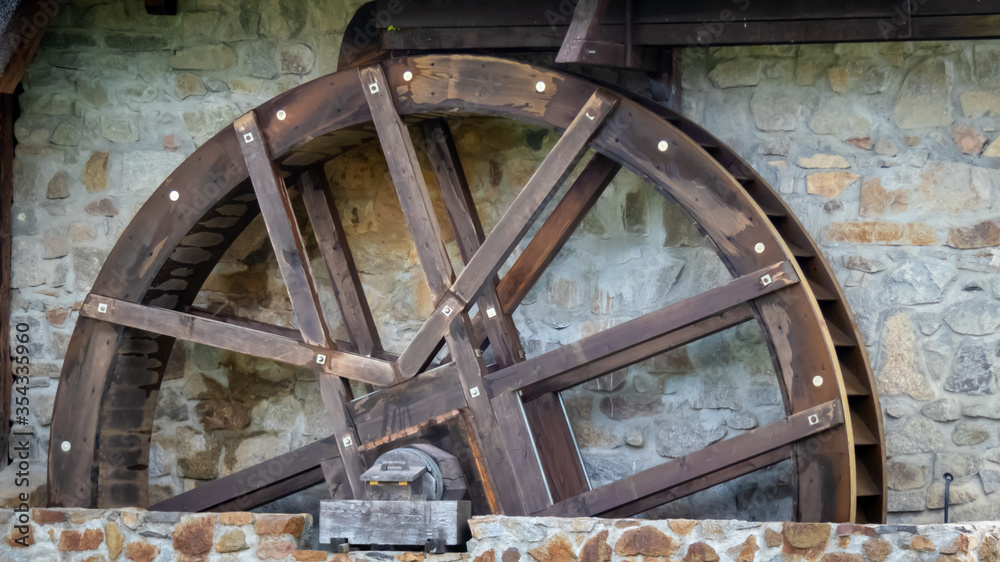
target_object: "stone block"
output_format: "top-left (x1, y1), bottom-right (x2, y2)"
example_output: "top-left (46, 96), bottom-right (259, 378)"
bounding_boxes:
top-left (894, 58), bottom-right (953, 129)
top-left (171, 44), bottom-right (237, 70)
top-left (708, 59), bottom-right (761, 88)
top-left (886, 416), bottom-right (944, 455)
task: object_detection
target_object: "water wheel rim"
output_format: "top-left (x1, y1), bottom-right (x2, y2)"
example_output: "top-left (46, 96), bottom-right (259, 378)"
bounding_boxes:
top-left (46, 54), bottom-right (880, 522)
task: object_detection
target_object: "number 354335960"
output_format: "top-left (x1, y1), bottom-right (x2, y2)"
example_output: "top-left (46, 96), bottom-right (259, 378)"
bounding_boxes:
top-left (12, 323), bottom-right (31, 421)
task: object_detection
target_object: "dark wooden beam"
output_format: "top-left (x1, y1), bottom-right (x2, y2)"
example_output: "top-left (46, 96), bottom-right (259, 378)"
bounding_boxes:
top-left (300, 168), bottom-right (383, 358)
top-left (396, 91), bottom-right (617, 379)
top-left (234, 111), bottom-right (332, 349)
top-left (496, 154), bottom-right (620, 314)
top-left (0, 93), bottom-right (13, 464)
top-left (0, 1), bottom-right (53, 94)
top-left (488, 262), bottom-right (798, 397)
top-left (360, 64), bottom-right (455, 301)
top-left (78, 295), bottom-right (397, 387)
top-left (540, 400), bottom-right (844, 517)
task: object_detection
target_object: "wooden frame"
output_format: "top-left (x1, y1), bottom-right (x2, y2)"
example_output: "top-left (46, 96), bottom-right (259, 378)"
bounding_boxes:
top-left (46, 55), bottom-right (884, 523)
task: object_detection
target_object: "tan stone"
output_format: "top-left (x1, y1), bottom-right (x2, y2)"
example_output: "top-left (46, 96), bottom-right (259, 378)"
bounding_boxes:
top-left (473, 551), bottom-right (496, 562)
top-left (877, 313), bottom-right (934, 400)
top-left (294, 551), bottom-right (330, 561)
top-left (7, 524), bottom-right (34, 548)
top-left (859, 178), bottom-right (909, 217)
top-left (219, 512), bottom-right (253, 526)
top-left (847, 137), bottom-right (872, 149)
top-left (948, 221), bottom-right (1000, 249)
top-left (820, 555), bottom-right (863, 562)
top-left (828, 66), bottom-right (848, 92)
top-left (614, 527), bottom-right (676, 557)
top-left (82, 151), bottom-right (109, 193)
top-left (961, 90), bottom-right (1000, 117)
top-left (669, 519), bottom-right (698, 536)
top-left (258, 539), bottom-right (298, 560)
top-left (798, 154), bottom-right (850, 169)
top-left (527, 534), bottom-right (574, 562)
top-left (807, 172), bottom-right (860, 198)
top-left (764, 527), bottom-right (782, 548)
top-left (70, 222), bottom-right (97, 242)
top-left (985, 137), bottom-right (1000, 157)
top-left (255, 513), bottom-right (306, 537)
top-left (47, 307), bottom-right (70, 326)
top-left (106, 522), bottom-right (123, 560)
top-left (397, 553), bottom-right (424, 562)
top-left (83, 556), bottom-right (107, 562)
top-left (85, 198), bottom-right (118, 217)
top-left (783, 523), bottom-right (830, 550)
top-left (910, 536), bottom-right (936, 551)
top-left (173, 515), bottom-right (215, 555)
top-left (863, 538), bottom-right (892, 562)
top-left (941, 534), bottom-right (971, 554)
top-left (125, 540), bottom-right (159, 562)
top-left (919, 161), bottom-right (988, 216)
top-left (683, 542), bottom-right (719, 562)
top-left (579, 530), bottom-right (611, 562)
top-left (905, 136), bottom-right (922, 146)
top-left (736, 535), bottom-right (758, 562)
top-left (59, 529), bottom-right (104, 551)
top-left (827, 222), bottom-right (936, 246)
top-left (215, 529), bottom-right (248, 553)
top-left (953, 126), bottom-right (987, 154)
top-left (32, 508), bottom-right (67, 523)
top-left (174, 72), bottom-right (206, 99)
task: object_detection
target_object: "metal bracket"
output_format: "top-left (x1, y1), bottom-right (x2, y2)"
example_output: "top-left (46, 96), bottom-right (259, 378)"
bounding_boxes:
top-left (316, 354), bottom-right (327, 365)
top-left (486, 307), bottom-right (497, 319)
top-left (342, 436), bottom-right (354, 447)
top-left (469, 386), bottom-right (480, 398)
top-left (97, 302), bottom-right (108, 314)
top-left (243, 132), bottom-right (254, 144)
top-left (760, 274), bottom-right (773, 287)
top-left (808, 414), bottom-right (819, 426)
top-left (442, 305), bottom-right (453, 317)
top-left (369, 83), bottom-right (380, 94)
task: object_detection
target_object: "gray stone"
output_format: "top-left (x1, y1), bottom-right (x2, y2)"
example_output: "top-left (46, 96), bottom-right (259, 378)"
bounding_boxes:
top-left (170, 72), bottom-right (206, 100)
top-left (886, 416), bottom-right (944, 455)
top-left (874, 138), bottom-right (898, 157)
top-left (598, 395), bottom-right (664, 420)
top-left (921, 399), bottom-right (961, 422)
top-left (844, 255), bottom-right (885, 273)
top-left (708, 59), bottom-right (761, 88)
top-left (35, 393), bottom-right (54, 426)
top-left (624, 426), bottom-right (644, 448)
top-left (982, 468), bottom-right (1000, 494)
top-left (934, 452), bottom-right (982, 480)
top-left (888, 459), bottom-right (929, 491)
top-left (655, 419), bottom-right (726, 458)
top-left (881, 259), bottom-right (957, 305)
top-left (810, 97), bottom-right (871, 136)
top-left (122, 151), bottom-right (186, 195)
top-left (582, 451), bottom-right (643, 485)
top-left (217, 7), bottom-right (259, 41)
top-left (51, 122), bottom-right (80, 146)
top-left (965, 401), bottom-right (1000, 419)
top-left (42, 229), bottom-right (69, 259)
top-left (72, 247), bottom-right (109, 292)
top-left (846, 60), bottom-right (894, 94)
top-left (888, 490), bottom-right (926, 512)
top-left (894, 58), bottom-right (953, 129)
top-left (726, 412), bottom-right (758, 430)
top-left (104, 32), bottom-right (169, 51)
top-left (943, 298), bottom-right (1000, 335)
top-left (101, 114), bottom-right (139, 143)
top-left (258, 0), bottom-right (307, 38)
top-left (261, 396), bottom-right (301, 431)
top-left (46, 171), bottom-right (70, 199)
top-left (280, 44), bottom-right (314, 75)
top-left (758, 137), bottom-right (790, 156)
top-left (751, 88), bottom-right (809, 132)
top-left (975, 43), bottom-right (1000, 88)
top-left (945, 341), bottom-right (998, 395)
top-left (952, 420), bottom-right (991, 446)
top-left (692, 380), bottom-right (741, 410)
top-left (247, 41), bottom-right (278, 79)
top-left (171, 44), bottom-right (237, 71)
top-left (12, 208), bottom-right (38, 236)
top-left (927, 482), bottom-right (978, 509)
top-left (583, 371), bottom-right (627, 392)
top-left (156, 386), bottom-right (189, 422)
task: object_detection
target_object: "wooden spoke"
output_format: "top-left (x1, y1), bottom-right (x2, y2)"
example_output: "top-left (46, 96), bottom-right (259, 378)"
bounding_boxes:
top-left (78, 295), bottom-right (397, 388)
top-left (360, 64), bottom-right (455, 300)
top-left (496, 154), bottom-right (620, 313)
top-left (540, 400), bottom-right (844, 517)
top-left (555, 0), bottom-right (610, 64)
top-left (488, 261), bottom-right (798, 397)
top-left (300, 167), bottom-right (383, 358)
top-left (397, 91), bottom-right (618, 379)
top-left (150, 436), bottom-right (341, 513)
top-left (318, 375), bottom-right (366, 498)
top-left (234, 111), bottom-right (331, 348)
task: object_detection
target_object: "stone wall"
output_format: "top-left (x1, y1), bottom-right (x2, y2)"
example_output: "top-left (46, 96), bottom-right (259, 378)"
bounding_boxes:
top-left (3, 0), bottom-right (1000, 526)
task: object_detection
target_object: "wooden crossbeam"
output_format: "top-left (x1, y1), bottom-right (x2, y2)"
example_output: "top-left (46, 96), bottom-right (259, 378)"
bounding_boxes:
top-left (234, 110), bottom-right (332, 348)
top-left (396, 91), bottom-right (618, 379)
top-left (300, 168), bottom-right (383, 358)
top-left (555, 0), bottom-right (612, 64)
top-left (540, 400), bottom-right (844, 517)
top-left (496, 153), bottom-right (620, 313)
top-left (360, 65), bottom-right (455, 301)
top-left (488, 262), bottom-right (797, 397)
top-left (79, 295), bottom-right (397, 387)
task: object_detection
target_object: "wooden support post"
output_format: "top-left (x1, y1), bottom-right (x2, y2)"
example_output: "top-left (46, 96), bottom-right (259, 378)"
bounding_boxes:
top-left (0, 93), bottom-right (13, 464)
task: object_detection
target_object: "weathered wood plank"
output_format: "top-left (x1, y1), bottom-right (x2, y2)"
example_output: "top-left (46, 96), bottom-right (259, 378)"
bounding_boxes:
top-left (300, 167), bottom-right (383, 357)
top-left (320, 500), bottom-right (471, 545)
top-left (540, 400), bottom-right (844, 516)
top-left (360, 64), bottom-right (455, 300)
top-left (496, 154), bottom-right (620, 313)
top-left (317, 375), bottom-right (367, 498)
top-left (524, 393), bottom-right (590, 502)
top-left (0, 93), bottom-right (13, 462)
top-left (234, 110), bottom-right (332, 348)
top-left (79, 295), bottom-right (397, 387)
top-left (489, 262), bottom-right (797, 397)
top-left (397, 92), bottom-right (618, 378)
top-left (491, 391), bottom-right (552, 513)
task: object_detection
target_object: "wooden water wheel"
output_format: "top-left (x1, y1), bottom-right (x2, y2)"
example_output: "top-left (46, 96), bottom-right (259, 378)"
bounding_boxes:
top-left (46, 55), bottom-right (886, 523)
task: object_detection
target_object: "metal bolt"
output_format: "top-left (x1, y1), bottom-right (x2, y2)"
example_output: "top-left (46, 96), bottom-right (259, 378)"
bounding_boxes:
top-left (754, 242), bottom-right (765, 254)
top-left (442, 305), bottom-right (453, 317)
top-left (486, 307), bottom-right (497, 319)
top-left (316, 354), bottom-right (327, 365)
top-left (657, 140), bottom-right (669, 152)
top-left (403, 70), bottom-right (413, 81)
top-left (474, 349), bottom-right (482, 357)
top-left (518, 349), bottom-right (525, 359)
top-left (61, 441), bottom-right (71, 452)
top-left (469, 386), bottom-right (480, 398)
top-left (760, 274), bottom-right (773, 287)
top-left (342, 436), bottom-right (353, 447)
top-left (812, 375), bottom-right (823, 387)
top-left (276, 110), bottom-right (287, 120)
top-left (243, 132), bottom-right (254, 143)
top-left (97, 302), bottom-right (108, 314)
top-left (169, 190), bottom-right (180, 201)
top-left (369, 83), bottom-right (379, 94)
top-left (808, 414), bottom-right (819, 426)
top-left (535, 81), bottom-right (546, 93)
